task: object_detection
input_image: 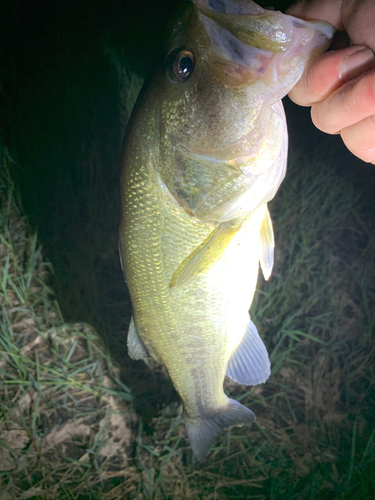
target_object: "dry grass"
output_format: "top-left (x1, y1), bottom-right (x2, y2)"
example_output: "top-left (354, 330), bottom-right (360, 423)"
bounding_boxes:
top-left (0, 155), bottom-right (138, 499)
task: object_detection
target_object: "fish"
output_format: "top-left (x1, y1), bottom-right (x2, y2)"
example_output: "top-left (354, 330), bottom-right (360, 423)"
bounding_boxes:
top-left (119, 0), bottom-right (334, 462)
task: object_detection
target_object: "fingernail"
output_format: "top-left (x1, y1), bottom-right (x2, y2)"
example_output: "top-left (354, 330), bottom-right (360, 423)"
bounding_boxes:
top-left (340, 47), bottom-right (375, 78)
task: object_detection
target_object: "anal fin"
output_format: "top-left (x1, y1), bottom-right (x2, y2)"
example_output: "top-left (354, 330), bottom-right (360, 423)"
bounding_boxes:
top-left (226, 317), bottom-right (270, 385)
top-left (127, 316), bottom-right (149, 360)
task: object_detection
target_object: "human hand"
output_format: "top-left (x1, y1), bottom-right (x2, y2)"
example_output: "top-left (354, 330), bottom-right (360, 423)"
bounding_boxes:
top-left (287, 0), bottom-right (375, 164)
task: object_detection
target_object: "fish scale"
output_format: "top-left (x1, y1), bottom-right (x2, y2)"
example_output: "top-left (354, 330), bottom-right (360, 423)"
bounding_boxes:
top-left (119, 0), bottom-right (334, 461)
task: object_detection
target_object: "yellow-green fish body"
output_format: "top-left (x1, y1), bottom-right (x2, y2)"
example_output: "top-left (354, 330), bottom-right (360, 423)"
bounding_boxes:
top-left (119, 0), bottom-right (334, 461)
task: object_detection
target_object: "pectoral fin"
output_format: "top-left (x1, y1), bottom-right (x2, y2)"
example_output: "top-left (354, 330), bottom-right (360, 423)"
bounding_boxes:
top-left (127, 317), bottom-right (149, 360)
top-left (170, 220), bottom-right (243, 288)
top-left (226, 317), bottom-right (270, 386)
top-left (259, 206), bottom-right (274, 281)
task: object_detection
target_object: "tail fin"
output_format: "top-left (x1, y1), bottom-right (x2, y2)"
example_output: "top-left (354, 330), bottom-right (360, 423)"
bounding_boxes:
top-left (184, 398), bottom-right (256, 462)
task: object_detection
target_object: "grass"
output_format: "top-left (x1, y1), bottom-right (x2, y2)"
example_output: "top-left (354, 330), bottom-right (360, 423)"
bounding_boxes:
top-left (0, 151), bottom-right (136, 499)
top-left (1, 0), bottom-right (375, 498)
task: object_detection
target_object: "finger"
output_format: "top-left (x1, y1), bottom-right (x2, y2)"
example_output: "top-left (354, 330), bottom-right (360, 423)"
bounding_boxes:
top-left (310, 68), bottom-right (375, 134)
top-left (288, 0), bottom-right (375, 53)
top-left (340, 115), bottom-right (375, 164)
top-left (289, 46), bottom-right (374, 106)
top-left (287, 0), bottom-right (344, 30)
top-left (342, 0), bottom-right (375, 53)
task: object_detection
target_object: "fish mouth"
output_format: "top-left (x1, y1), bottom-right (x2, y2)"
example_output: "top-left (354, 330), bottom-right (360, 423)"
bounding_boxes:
top-left (194, 0), bottom-right (334, 88)
top-left (195, 0), bottom-right (335, 46)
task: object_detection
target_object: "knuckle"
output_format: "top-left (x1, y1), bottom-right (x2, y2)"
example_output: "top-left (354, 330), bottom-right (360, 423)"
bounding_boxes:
top-left (311, 104), bottom-right (336, 134)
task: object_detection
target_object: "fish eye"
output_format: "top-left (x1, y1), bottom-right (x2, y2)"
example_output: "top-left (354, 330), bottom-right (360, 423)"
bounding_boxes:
top-left (166, 49), bottom-right (195, 84)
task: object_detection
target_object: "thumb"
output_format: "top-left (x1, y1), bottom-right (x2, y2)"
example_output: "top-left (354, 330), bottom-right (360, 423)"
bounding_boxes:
top-left (286, 0), bottom-right (344, 30)
top-left (288, 45), bottom-right (374, 106)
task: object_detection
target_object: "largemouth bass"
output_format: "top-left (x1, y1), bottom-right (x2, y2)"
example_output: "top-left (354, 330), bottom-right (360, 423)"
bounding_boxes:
top-left (119, 0), bottom-right (334, 461)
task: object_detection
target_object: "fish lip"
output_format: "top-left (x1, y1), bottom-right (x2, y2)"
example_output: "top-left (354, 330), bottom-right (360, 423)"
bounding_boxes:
top-left (194, 0), bottom-right (335, 41)
top-left (290, 17), bottom-right (335, 41)
top-left (196, 7), bottom-right (334, 89)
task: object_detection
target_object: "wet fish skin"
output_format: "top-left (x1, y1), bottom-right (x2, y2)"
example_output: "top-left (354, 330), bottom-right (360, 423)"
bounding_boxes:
top-left (119, 0), bottom-right (334, 462)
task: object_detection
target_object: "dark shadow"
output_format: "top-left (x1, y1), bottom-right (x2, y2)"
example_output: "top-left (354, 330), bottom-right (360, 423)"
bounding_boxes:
top-left (0, 0), bottom-right (180, 428)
